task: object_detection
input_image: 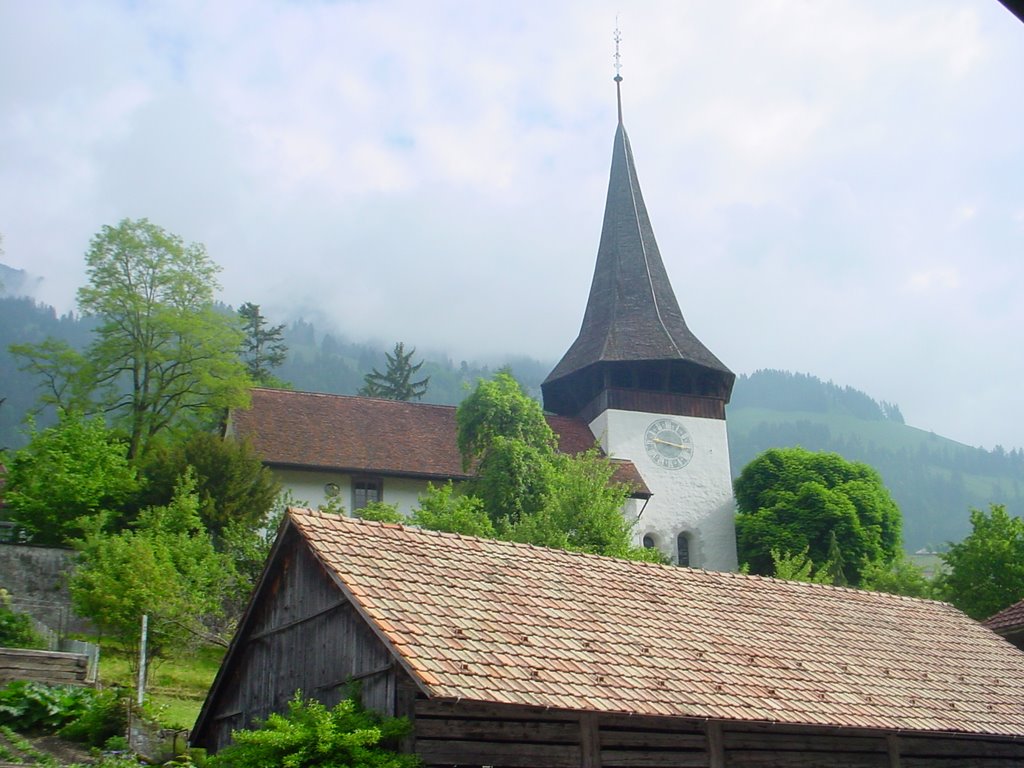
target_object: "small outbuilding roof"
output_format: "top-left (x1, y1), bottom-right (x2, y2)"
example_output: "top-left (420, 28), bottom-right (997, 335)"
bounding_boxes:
top-left (229, 388), bottom-right (649, 495)
top-left (983, 598), bottom-right (1024, 638)
top-left (288, 510), bottom-right (1024, 737)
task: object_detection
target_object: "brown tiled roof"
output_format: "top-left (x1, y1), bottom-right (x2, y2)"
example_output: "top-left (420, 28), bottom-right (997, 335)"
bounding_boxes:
top-left (231, 389), bottom-right (649, 495)
top-left (985, 598), bottom-right (1024, 634)
top-left (291, 509), bottom-right (1024, 737)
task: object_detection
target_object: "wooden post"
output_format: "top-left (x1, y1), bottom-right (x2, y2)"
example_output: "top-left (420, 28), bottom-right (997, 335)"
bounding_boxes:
top-left (707, 720), bottom-right (725, 768)
top-left (580, 713), bottom-right (601, 768)
top-left (887, 734), bottom-right (902, 768)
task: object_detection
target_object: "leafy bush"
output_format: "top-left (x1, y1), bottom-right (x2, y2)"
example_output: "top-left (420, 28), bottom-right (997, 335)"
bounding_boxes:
top-left (0, 680), bottom-right (125, 744)
top-left (0, 592), bottom-right (44, 649)
top-left (0, 681), bottom-right (95, 731)
top-left (209, 693), bottom-right (418, 768)
top-left (58, 687), bottom-right (127, 746)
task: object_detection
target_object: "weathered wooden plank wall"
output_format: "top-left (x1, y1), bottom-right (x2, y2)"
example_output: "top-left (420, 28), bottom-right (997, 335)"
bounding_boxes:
top-left (0, 648), bottom-right (89, 686)
top-left (201, 528), bottom-right (398, 751)
top-left (411, 700), bottom-right (1024, 767)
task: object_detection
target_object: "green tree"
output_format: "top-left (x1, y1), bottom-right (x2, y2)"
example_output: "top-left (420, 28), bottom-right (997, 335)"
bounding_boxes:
top-left (70, 471), bottom-right (235, 663)
top-left (13, 219), bottom-right (251, 459)
top-left (2, 412), bottom-right (138, 546)
top-left (734, 447), bottom-right (902, 586)
top-left (136, 430), bottom-right (280, 538)
top-left (238, 302), bottom-right (288, 387)
top-left (359, 342), bottom-right (429, 401)
top-left (938, 504), bottom-right (1024, 620)
top-left (454, 373), bottom-right (655, 560)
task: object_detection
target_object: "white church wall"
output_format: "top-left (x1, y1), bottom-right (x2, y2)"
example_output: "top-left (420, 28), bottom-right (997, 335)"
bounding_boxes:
top-left (589, 409), bottom-right (738, 571)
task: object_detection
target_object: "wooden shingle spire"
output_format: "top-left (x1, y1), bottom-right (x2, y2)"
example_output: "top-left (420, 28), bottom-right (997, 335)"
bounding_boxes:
top-left (542, 70), bottom-right (733, 419)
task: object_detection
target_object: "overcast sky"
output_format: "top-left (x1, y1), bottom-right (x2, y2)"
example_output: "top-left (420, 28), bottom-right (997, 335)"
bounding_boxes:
top-left (2, 1), bottom-right (1023, 451)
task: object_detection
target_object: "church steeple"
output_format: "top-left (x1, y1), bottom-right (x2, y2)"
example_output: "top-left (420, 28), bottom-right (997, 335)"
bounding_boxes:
top-left (542, 74), bottom-right (734, 420)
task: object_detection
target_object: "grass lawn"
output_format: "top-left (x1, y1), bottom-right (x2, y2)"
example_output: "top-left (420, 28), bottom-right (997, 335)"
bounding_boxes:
top-left (96, 643), bottom-right (225, 730)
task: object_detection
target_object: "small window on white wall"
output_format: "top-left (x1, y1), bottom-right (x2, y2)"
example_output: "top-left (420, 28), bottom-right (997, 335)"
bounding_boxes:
top-left (353, 478), bottom-right (382, 511)
top-left (642, 534), bottom-right (656, 549)
top-left (677, 533), bottom-right (691, 567)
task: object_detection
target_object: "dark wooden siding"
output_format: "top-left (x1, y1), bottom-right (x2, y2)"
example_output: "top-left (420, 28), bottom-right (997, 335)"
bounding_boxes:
top-left (410, 700), bottom-right (1024, 768)
top-left (196, 528), bottom-right (400, 751)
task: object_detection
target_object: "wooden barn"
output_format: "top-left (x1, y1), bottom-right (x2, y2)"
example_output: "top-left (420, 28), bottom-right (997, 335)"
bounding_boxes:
top-left (192, 510), bottom-right (1024, 766)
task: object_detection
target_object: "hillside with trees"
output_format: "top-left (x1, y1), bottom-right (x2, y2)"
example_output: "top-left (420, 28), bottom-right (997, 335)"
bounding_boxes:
top-left (2, 265), bottom-right (1020, 553)
top-left (727, 370), bottom-right (1024, 551)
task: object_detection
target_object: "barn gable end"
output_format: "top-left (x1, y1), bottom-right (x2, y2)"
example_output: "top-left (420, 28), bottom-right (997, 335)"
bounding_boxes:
top-left (192, 522), bottom-right (421, 752)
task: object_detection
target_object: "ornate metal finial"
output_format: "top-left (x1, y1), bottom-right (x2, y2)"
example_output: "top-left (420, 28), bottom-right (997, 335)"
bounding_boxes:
top-left (613, 19), bottom-right (623, 123)
top-left (613, 20), bottom-right (623, 82)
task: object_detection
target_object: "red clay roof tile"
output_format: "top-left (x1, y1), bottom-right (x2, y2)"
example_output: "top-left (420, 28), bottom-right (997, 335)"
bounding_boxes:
top-left (290, 510), bottom-right (1024, 737)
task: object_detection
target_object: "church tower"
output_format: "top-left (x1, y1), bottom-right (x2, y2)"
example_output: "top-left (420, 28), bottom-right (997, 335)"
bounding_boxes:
top-left (542, 73), bottom-right (738, 571)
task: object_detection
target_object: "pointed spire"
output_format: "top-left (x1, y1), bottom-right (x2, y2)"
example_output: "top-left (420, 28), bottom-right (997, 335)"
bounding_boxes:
top-left (542, 71), bottom-right (734, 419)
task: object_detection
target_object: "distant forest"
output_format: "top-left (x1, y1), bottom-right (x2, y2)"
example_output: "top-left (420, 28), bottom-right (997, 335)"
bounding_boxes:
top-left (1, 292), bottom-right (1020, 551)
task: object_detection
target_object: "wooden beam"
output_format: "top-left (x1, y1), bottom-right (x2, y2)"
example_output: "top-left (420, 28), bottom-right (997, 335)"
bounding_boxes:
top-left (581, 713), bottom-right (601, 768)
top-left (887, 734), bottom-right (901, 768)
top-left (707, 721), bottom-right (724, 768)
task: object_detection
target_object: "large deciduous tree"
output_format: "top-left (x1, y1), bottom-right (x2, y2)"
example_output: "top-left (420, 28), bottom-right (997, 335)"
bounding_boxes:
top-left (938, 504), bottom-right (1024, 620)
top-left (13, 219), bottom-right (251, 459)
top-left (359, 342), bottom-right (429, 401)
top-left (734, 447), bottom-right (902, 586)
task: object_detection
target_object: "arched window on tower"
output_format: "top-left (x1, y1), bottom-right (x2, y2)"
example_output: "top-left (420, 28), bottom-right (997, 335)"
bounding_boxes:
top-left (677, 533), bottom-right (690, 567)
top-left (642, 534), bottom-right (656, 550)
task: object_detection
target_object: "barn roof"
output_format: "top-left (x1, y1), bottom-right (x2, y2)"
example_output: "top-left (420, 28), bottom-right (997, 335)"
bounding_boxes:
top-left (985, 598), bottom-right (1024, 637)
top-left (290, 510), bottom-right (1024, 737)
top-left (543, 104), bottom-right (732, 391)
top-left (230, 388), bottom-right (649, 495)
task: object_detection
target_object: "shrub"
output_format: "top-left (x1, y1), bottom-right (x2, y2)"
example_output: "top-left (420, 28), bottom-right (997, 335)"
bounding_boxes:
top-left (0, 680), bottom-right (125, 744)
top-left (57, 687), bottom-right (127, 747)
top-left (0, 591), bottom-right (44, 649)
top-left (208, 693), bottom-right (418, 768)
top-left (0, 681), bottom-right (94, 732)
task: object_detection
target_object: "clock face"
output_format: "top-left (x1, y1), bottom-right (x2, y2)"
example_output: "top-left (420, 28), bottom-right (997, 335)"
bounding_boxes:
top-left (644, 418), bottom-right (694, 470)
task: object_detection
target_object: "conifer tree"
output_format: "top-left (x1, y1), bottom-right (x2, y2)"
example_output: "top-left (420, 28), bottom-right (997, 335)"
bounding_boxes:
top-left (359, 342), bottom-right (429, 401)
top-left (238, 302), bottom-right (288, 386)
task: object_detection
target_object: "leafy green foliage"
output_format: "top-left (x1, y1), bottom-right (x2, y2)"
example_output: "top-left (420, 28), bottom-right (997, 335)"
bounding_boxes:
top-left (2, 411), bottom-right (138, 546)
top-left (208, 693), bottom-right (418, 768)
top-left (354, 502), bottom-right (404, 524)
top-left (359, 342), bottom-right (429, 401)
top-left (859, 555), bottom-right (935, 599)
top-left (136, 431), bottom-right (281, 538)
top-left (734, 447), bottom-right (902, 586)
top-left (938, 504), bottom-right (1024, 620)
top-left (56, 687), bottom-right (127, 747)
top-left (456, 371), bottom-right (554, 473)
top-left (71, 471), bottom-right (235, 662)
top-left (410, 482), bottom-right (495, 538)
top-left (0, 591), bottom-right (43, 649)
top-left (769, 548), bottom-right (831, 584)
top-left (454, 373), bottom-right (653, 560)
top-left (238, 302), bottom-right (288, 387)
top-left (0, 681), bottom-right (96, 732)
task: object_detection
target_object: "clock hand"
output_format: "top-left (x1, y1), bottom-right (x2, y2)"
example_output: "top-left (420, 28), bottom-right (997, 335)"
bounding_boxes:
top-left (652, 437), bottom-right (690, 451)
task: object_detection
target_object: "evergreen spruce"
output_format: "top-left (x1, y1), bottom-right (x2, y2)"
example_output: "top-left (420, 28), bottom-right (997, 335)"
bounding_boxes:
top-left (359, 342), bottom-right (429, 401)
